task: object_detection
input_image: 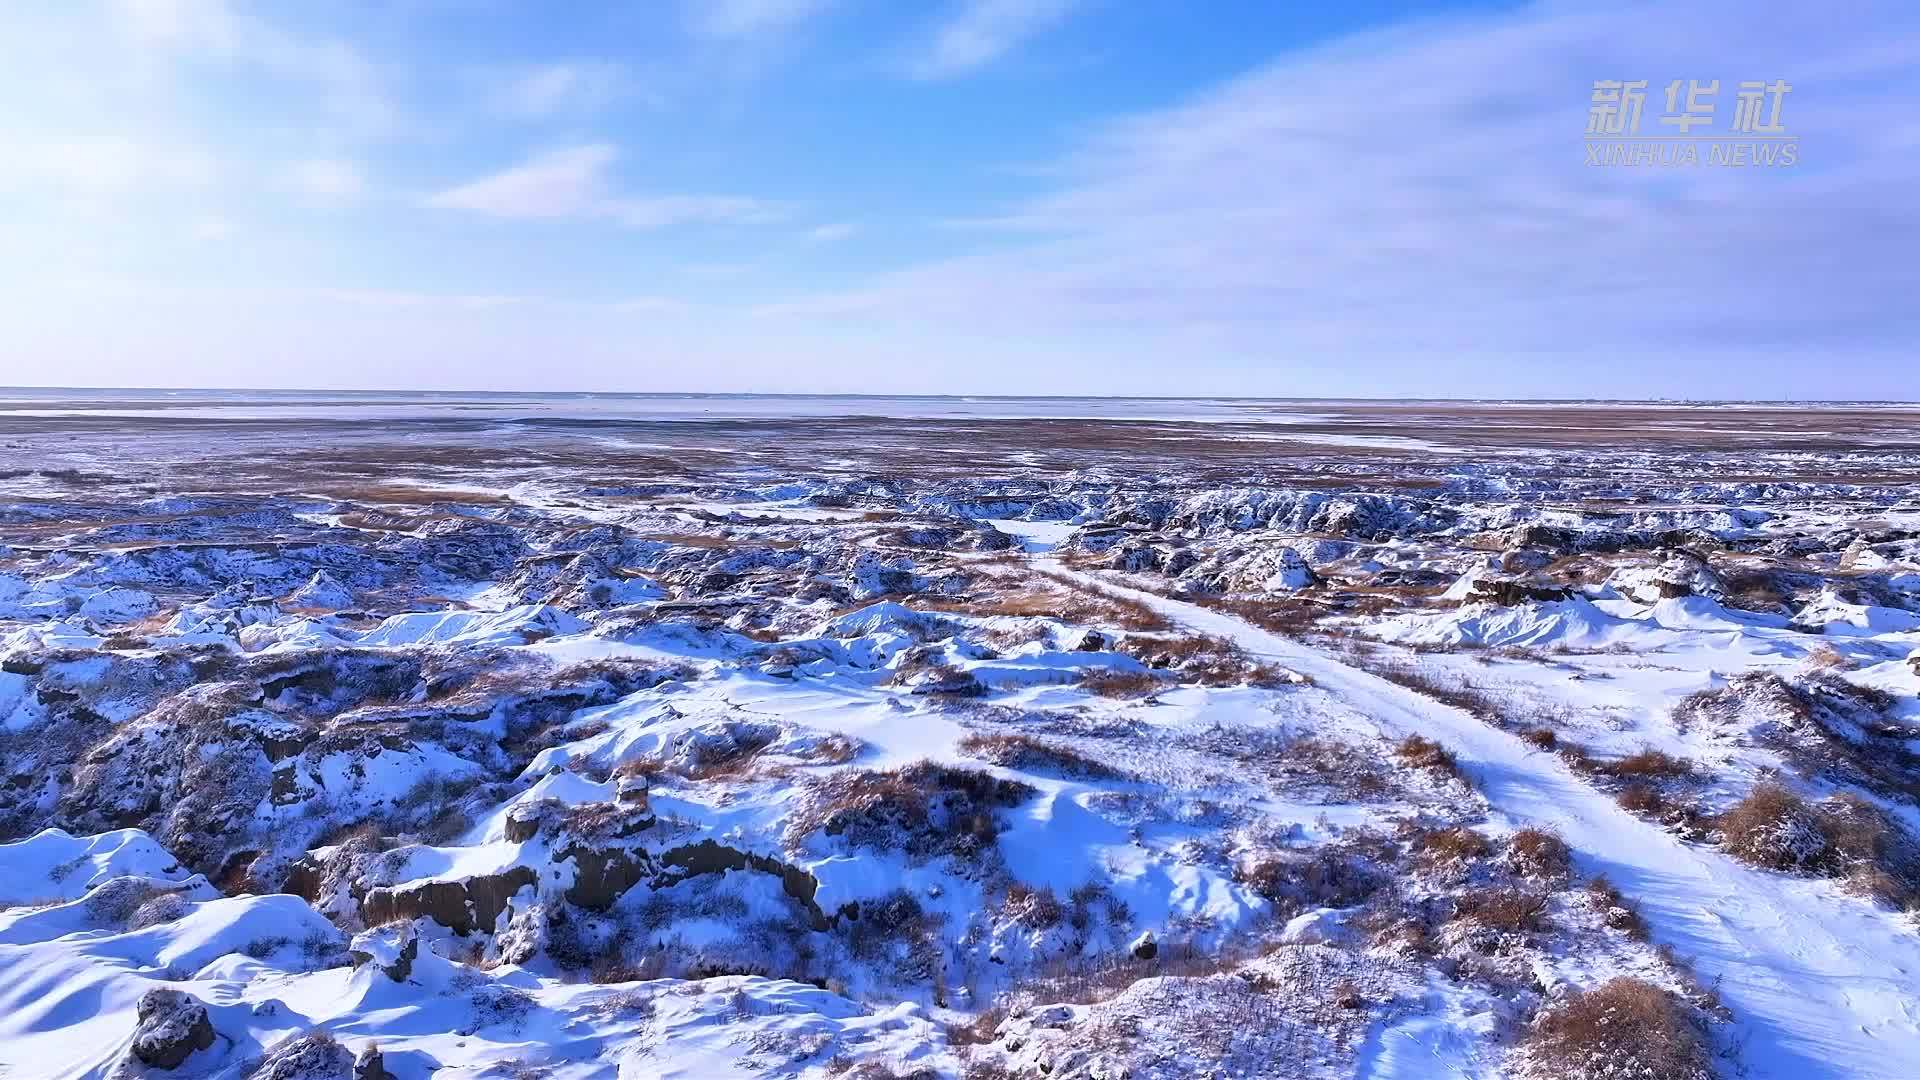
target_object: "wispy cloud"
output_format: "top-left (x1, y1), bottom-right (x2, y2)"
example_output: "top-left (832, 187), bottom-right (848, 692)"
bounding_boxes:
top-left (912, 0), bottom-right (1082, 79)
top-left (285, 158), bottom-right (364, 203)
top-left (0, 134), bottom-right (216, 193)
top-left (425, 144), bottom-right (782, 228)
top-left (494, 62), bottom-right (628, 118)
top-left (424, 145), bottom-right (617, 219)
top-left (770, 0), bottom-right (1920, 394)
top-left (806, 222), bottom-right (857, 242)
top-left (685, 0), bottom-right (836, 39)
top-left (110, 0), bottom-right (394, 132)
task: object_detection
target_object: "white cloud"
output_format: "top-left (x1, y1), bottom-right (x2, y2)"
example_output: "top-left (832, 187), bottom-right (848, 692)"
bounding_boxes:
top-left (686, 0), bottom-right (835, 38)
top-left (425, 145), bottom-right (615, 219)
top-left (913, 0), bottom-right (1081, 79)
top-left (495, 62), bottom-right (626, 118)
top-left (764, 0), bottom-right (1920, 395)
top-left (0, 135), bottom-right (216, 193)
top-left (110, 0), bottom-right (394, 131)
top-left (806, 222), bottom-right (857, 242)
top-left (285, 158), bottom-right (364, 202)
top-left (425, 145), bottom-right (782, 228)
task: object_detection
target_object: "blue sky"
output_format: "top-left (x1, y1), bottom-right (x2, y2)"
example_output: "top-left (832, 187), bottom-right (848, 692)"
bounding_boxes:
top-left (1, 0), bottom-right (1914, 397)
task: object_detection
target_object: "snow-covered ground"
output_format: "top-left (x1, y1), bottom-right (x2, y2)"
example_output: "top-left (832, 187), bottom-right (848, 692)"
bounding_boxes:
top-left (3, 404), bottom-right (1919, 1078)
top-left (1055, 565), bottom-right (1920, 1080)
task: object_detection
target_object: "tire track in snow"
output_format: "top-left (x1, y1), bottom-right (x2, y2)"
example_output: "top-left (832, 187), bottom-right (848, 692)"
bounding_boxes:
top-left (1044, 562), bottom-right (1920, 1080)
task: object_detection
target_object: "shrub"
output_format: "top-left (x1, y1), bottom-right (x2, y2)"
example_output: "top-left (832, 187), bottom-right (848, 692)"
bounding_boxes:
top-left (1002, 882), bottom-right (1066, 930)
top-left (1603, 747), bottom-right (1695, 781)
top-left (1806, 644), bottom-right (1853, 670)
top-left (1617, 784), bottom-right (1665, 814)
top-left (1520, 728), bottom-right (1558, 751)
top-left (1524, 978), bottom-right (1712, 1080)
top-left (1413, 826), bottom-right (1489, 866)
top-left (1115, 634), bottom-right (1257, 686)
top-left (1248, 733), bottom-right (1395, 802)
top-left (1718, 782), bottom-right (1828, 871)
top-left (1558, 742), bottom-right (1599, 773)
top-left (1453, 886), bottom-right (1549, 933)
top-left (1508, 828), bottom-right (1572, 880)
top-left (1078, 669), bottom-right (1165, 698)
top-left (1584, 876), bottom-right (1647, 940)
top-left (1815, 793), bottom-right (1920, 908)
top-left (83, 878), bottom-right (169, 928)
top-left (1395, 734), bottom-right (1462, 780)
top-left (789, 761), bottom-right (1036, 860)
top-left (957, 732), bottom-right (1127, 780)
top-left (128, 892), bottom-right (193, 930)
top-left (1235, 843), bottom-right (1385, 913)
top-left (839, 1063), bottom-right (941, 1080)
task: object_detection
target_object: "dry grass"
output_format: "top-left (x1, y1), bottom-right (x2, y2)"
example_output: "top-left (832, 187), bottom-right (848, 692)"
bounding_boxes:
top-left (1519, 727), bottom-right (1558, 751)
top-left (1508, 827), bottom-right (1572, 881)
top-left (1523, 978), bottom-right (1713, 1080)
top-left (1231, 732), bottom-right (1397, 802)
top-left (1584, 876), bottom-right (1648, 940)
top-left (1412, 825), bottom-right (1490, 866)
top-left (1453, 886), bottom-right (1549, 933)
top-left (1395, 734), bottom-right (1464, 781)
top-left (1601, 747), bottom-right (1696, 781)
top-left (1350, 656), bottom-right (1510, 724)
top-left (918, 568), bottom-right (1172, 632)
top-left (1235, 837), bottom-right (1387, 913)
top-left (1205, 596), bottom-right (1327, 636)
top-left (1806, 644), bottom-right (1854, 670)
top-left (788, 760), bottom-right (1036, 860)
top-left (1716, 784), bottom-right (1920, 907)
top-left (1616, 783), bottom-right (1667, 815)
top-left (1078, 668), bottom-right (1167, 698)
top-left (956, 731), bottom-right (1129, 780)
top-left (1000, 881), bottom-right (1067, 930)
top-left (1717, 782), bottom-right (1828, 872)
top-left (1115, 633), bottom-right (1259, 686)
top-left (1028, 566), bottom-right (1175, 629)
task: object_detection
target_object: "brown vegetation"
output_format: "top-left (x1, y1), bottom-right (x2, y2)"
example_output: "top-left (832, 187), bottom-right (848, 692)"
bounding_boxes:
top-left (1523, 978), bottom-right (1713, 1080)
top-left (1077, 668), bottom-right (1165, 698)
top-left (1395, 734), bottom-right (1464, 782)
top-left (1204, 597), bottom-right (1327, 636)
top-left (1520, 728), bottom-right (1558, 751)
top-left (956, 732), bottom-right (1128, 780)
top-left (1601, 747), bottom-right (1696, 781)
top-left (1412, 825), bottom-right (1490, 866)
top-left (1717, 782), bottom-right (1829, 872)
top-left (1114, 633), bottom-right (1260, 686)
top-left (1508, 827), bottom-right (1572, 881)
top-left (1453, 886), bottom-right (1549, 933)
top-left (1584, 876), bottom-right (1648, 939)
top-left (788, 761), bottom-right (1037, 861)
top-left (1716, 783), bottom-right (1920, 906)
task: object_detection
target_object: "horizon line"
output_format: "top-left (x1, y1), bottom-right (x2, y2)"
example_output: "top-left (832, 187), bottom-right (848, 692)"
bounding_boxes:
top-left (4, 386), bottom-right (1918, 406)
